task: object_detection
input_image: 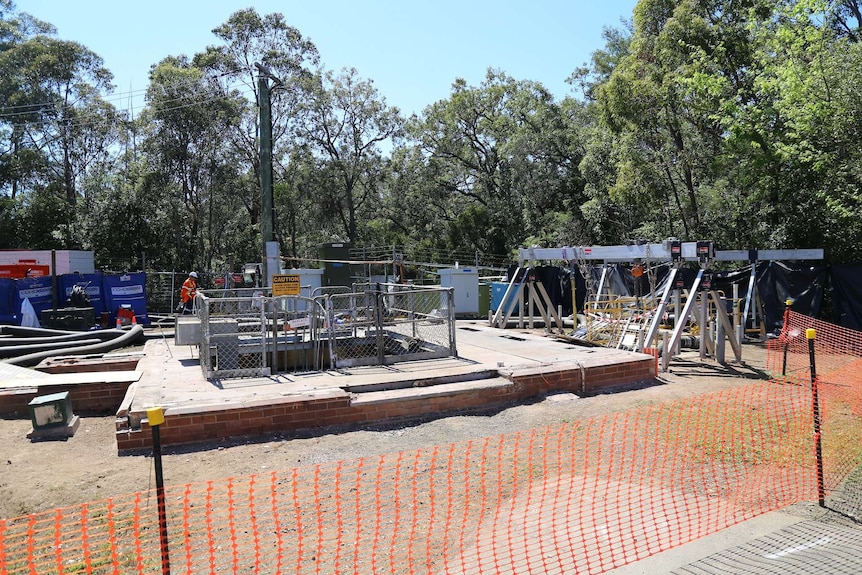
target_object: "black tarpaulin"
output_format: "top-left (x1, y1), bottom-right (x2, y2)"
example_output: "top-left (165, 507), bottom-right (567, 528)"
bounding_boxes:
top-left (829, 262), bottom-right (862, 331)
top-left (757, 261), bottom-right (827, 334)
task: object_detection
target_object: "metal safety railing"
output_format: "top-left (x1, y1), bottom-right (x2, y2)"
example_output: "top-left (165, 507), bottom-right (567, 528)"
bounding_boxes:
top-left (197, 293), bottom-right (328, 379)
top-left (327, 283), bottom-right (456, 368)
top-left (195, 283), bottom-right (457, 378)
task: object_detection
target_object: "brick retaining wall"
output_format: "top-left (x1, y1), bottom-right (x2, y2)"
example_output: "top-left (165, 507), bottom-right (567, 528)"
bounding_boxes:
top-left (116, 356), bottom-right (655, 454)
top-left (0, 381), bottom-right (134, 417)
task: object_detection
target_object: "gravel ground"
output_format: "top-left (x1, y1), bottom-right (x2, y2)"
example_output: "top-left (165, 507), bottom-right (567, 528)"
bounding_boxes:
top-left (0, 343), bottom-right (773, 520)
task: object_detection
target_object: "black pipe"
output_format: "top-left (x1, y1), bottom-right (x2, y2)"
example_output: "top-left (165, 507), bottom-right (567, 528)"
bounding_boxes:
top-left (0, 338), bottom-right (102, 359)
top-left (2, 325), bottom-right (144, 367)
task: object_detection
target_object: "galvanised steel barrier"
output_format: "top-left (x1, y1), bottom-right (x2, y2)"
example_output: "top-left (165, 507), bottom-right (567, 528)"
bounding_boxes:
top-left (197, 292), bottom-right (328, 379)
top-left (196, 283), bottom-right (454, 378)
top-left (327, 283), bottom-right (456, 368)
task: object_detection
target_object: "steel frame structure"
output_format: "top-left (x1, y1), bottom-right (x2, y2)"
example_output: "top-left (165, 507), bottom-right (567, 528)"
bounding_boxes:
top-left (512, 242), bottom-right (823, 363)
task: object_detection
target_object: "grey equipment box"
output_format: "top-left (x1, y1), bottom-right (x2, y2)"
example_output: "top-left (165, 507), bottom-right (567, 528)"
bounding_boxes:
top-left (175, 315), bottom-right (202, 345)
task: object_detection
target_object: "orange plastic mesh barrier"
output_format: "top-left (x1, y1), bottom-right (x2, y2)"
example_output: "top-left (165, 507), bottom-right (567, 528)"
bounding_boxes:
top-left (767, 308), bottom-right (862, 511)
top-left (1, 310), bottom-right (860, 574)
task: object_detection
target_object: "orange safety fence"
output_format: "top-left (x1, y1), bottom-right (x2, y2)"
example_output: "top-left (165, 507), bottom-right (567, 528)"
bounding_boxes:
top-left (2, 310), bottom-right (861, 574)
top-left (767, 308), bottom-right (862, 511)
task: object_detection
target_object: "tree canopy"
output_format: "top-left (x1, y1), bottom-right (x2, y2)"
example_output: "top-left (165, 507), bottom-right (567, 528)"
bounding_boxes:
top-left (2, 0), bottom-right (860, 272)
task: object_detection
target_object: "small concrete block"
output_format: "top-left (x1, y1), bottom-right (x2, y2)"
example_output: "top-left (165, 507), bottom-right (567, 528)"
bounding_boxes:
top-left (545, 392), bottom-right (579, 403)
top-left (27, 415), bottom-right (80, 441)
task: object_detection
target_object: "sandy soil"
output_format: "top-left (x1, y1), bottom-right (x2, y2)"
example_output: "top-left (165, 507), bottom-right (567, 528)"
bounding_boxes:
top-left (0, 344), bottom-right (772, 520)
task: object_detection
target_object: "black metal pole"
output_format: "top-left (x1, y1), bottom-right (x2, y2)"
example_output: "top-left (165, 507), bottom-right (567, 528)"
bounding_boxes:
top-left (148, 407), bottom-right (171, 574)
top-left (807, 328), bottom-right (825, 507)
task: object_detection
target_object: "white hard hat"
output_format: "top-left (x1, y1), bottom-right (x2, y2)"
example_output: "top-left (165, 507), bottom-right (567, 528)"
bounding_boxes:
top-left (189, 271), bottom-right (198, 278)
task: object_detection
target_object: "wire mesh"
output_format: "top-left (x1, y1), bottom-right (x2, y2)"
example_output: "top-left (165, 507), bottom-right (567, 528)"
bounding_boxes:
top-left (328, 283), bottom-right (456, 368)
top-left (198, 295), bottom-right (269, 379)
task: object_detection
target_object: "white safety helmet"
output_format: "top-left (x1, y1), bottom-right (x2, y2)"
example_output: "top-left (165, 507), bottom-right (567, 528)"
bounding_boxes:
top-left (189, 271), bottom-right (198, 278)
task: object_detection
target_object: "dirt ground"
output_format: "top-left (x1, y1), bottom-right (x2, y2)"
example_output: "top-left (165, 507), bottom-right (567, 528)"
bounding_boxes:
top-left (0, 342), bottom-right (773, 520)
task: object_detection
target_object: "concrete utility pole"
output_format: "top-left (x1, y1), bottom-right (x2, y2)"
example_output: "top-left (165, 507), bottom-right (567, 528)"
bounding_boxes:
top-left (256, 63), bottom-right (280, 287)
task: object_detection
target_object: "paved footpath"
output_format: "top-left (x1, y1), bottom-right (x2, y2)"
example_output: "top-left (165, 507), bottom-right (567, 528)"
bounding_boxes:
top-left (607, 503), bottom-right (862, 575)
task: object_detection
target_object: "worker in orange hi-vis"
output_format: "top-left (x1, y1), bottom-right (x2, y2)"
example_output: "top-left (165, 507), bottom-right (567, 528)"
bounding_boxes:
top-left (180, 271), bottom-right (198, 314)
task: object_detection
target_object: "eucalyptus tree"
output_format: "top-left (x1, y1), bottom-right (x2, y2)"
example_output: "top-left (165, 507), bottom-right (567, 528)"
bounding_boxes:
top-left (294, 67), bottom-right (403, 245)
top-left (273, 146), bottom-right (334, 261)
top-left (140, 57), bottom-right (247, 272)
top-left (746, 0), bottom-right (862, 261)
top-left (590, 0), bottom-right (789, 247)
top-left (1, 3), bottom-right (120, 248)
top-left (193, 8), bottom-right (319, 242)
top-left (409, 69), bottom-right (583, 257)
top-left (0, 1), bottom-right (52, 202)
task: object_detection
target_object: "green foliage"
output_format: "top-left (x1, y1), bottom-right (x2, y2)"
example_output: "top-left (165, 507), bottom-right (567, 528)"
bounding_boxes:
top-left (5, 0), bottom-right (862, 273)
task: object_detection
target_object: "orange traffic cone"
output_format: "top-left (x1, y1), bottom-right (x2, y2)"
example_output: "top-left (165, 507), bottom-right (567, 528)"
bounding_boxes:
top-left (116, 317), bottom-right (122, 329)
top-left (131, 315), bottom-right (137, 325)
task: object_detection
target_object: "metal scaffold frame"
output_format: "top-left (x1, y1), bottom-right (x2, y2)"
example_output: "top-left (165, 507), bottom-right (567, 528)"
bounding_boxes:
top-left (507, 240), bottom-right (824, 370)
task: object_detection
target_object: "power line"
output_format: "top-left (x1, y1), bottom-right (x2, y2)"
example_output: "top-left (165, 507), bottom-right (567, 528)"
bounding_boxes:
top-left (0, 84), bottom-right (259, 133)
top-left (0, 66), bottom-right (253, 125)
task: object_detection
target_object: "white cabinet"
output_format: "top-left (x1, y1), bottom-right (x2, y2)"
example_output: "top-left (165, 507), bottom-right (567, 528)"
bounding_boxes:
top-left (437, 268), bottom-right (479, 317)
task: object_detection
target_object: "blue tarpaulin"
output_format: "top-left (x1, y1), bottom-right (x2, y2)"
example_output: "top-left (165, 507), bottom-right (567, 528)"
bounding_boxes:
top-left (59, 273), bottom-right (105, 316)
top-left (102, 272), bottom-right (150, 325)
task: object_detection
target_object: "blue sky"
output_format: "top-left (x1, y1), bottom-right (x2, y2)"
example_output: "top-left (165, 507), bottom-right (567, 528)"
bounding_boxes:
top-left (22, 0), bottom-right (637, 117)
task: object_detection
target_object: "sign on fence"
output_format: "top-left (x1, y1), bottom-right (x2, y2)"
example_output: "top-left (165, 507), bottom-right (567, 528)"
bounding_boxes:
top-left (272, 274), bottom-right (301, 296)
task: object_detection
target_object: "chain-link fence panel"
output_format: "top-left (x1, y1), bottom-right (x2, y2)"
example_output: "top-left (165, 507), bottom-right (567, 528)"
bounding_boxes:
top-left (327, 283), bottom-right (456, 368)
top-left (198, 294), bottom-right (329, 379)
top-left (146, 272), bottom-right (183, 314)
top-left (325, 290), bottom-right (380, 368)
top-left (312, 285), bottom-right (352, 298)
top-left (199, 294), bottom-right (269, 379)
top-left (197, 285), bottom-right (455, 377)
top-left (268, 295), bottom-right (328, 373)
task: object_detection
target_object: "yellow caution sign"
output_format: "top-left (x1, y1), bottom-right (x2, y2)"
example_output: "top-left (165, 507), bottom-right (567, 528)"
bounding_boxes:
top-left (272, 274), bottom-right (301, 296)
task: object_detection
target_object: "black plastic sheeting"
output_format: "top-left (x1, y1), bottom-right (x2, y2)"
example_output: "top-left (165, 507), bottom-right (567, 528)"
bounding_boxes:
top-left (756, 261), bottom-right (827, 334)
top-left (829, 262), bottom-right (862, 331)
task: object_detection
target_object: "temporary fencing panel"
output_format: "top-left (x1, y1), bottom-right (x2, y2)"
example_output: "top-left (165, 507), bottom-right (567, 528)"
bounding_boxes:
top-left (198, 294), bottom-right (270, 379)
top-left (328, 283), bottom-right (456, 368)
top-left (102, 272), bottom-right (150, 325)
top-left (58, 273), bottom-right (105, 316)
top-left (13, 276), bottom-right (53, 325)
top-left (3, 309), bottom-right (860, 574)
top-left (0, 278), bottom-right (16, 324)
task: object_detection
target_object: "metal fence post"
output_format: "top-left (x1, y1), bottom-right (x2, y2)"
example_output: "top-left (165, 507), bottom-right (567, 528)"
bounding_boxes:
top-left (375, 283), bottom-right (385, 365)
top-left (807, 327), bottom-right (826, 507)
top-left (447, 288), bottom-right (457, 356)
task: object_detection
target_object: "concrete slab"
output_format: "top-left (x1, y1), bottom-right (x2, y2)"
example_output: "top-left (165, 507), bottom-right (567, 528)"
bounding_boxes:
top-left (124, 321), bottom-right (650, 414)
top-left (605, 512), bottom-right (862, 575)
top-left (109, 320), bottom-right (655, 451)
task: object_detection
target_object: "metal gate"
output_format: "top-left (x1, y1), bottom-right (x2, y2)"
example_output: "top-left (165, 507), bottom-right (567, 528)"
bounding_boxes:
top-left (326, 283), bottom-right (457, 368)
top-left (198, 293), bottom-right (327, 379)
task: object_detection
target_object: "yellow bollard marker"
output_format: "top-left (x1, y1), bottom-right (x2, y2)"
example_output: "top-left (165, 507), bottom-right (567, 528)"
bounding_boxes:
top-left (147, 406), bottom-right (165, 427)
top-left (147, 406), bottom-right (171, 574)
